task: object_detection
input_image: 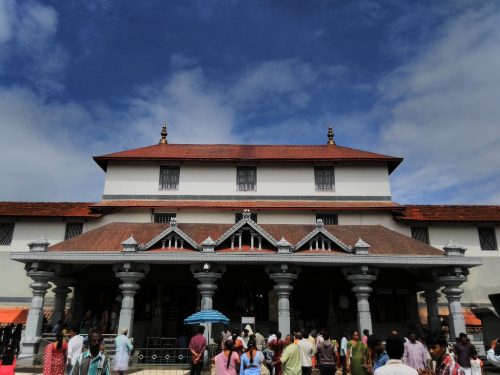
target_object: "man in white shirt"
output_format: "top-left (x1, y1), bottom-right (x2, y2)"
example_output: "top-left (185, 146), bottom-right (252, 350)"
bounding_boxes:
top-left (374, 335), bottom-right (418, 375)
top-left (66, 327), bottom-right (84, 375)
top-left (340, 333), bottom-right (348, 375)
top-left (487, 338), bottom-right (500, 367)
top-left (297, 332), bottom-right (315, 375)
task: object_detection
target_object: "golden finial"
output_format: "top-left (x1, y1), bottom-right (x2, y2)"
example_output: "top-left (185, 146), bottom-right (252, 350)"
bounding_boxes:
top-left (159, 123), bottom-right (168, 144)
top-left (327, 125), bottom-right (335, 145)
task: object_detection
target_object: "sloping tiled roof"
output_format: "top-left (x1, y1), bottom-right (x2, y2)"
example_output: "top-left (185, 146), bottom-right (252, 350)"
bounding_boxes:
top-left (49, 222), bottom-right (443, 256)
top-left (396, 205), bottom-right (500, 222)
top-left (93, 144), bottom-right (403, 173)
top-left (91, 200), bottom-right (402, 211)
top-left (0, 202), bottom-right (100, 218)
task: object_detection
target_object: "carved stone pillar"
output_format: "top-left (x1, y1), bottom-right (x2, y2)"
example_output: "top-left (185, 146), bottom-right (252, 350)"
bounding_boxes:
top-left (438, 267), bottom-right (467, 341)
top-left (191, 264), bottom-right (226, 342)
top-left (267, 264), bottom-right (300, 336)
top-left (114, 263), bottom-right (149, 337)
top-left (343, 266), bottom-right (378, 334)
top-left (22, 263), bottom-right (55, 357)
top-left (419, 283), bottom-right (442, 333)
top-left (51, 278), bottom-right (74, 327)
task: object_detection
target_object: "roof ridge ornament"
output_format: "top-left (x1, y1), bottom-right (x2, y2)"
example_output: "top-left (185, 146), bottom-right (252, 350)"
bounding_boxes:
top-left (159, 123), bottom-right (168, 144)
top-left (170, 217), bottom-right (177, 227)
top-left (242, 209), bottom-right (252, 220)
top-left (316, 218), bottom-right (324, 227)
top-left (327, 125), bottom-right (335, 145)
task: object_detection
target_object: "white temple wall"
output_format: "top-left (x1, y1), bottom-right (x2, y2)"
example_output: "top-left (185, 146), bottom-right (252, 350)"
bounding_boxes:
top-left (103, 161), bottom-right (392, 198)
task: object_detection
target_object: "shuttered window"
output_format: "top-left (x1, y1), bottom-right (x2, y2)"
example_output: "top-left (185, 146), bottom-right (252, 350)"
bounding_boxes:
top-left (65, 223), bottom-right (83, 240)
top-left (314, 167), bottom-right (335, 191)
top-left (159, 166), bottom-right (180, 190)
top-left (478, 227), bottom-right (498, 250)
top-left (237, 167), bottom-right (256, 191)
top-left (0, 223), bottom-right (15, 245)
top-left (316, 213), bottom-right (338, 225)
top-left (154, 213), bottom-right (176, 223)
top-left (411, 227), bottom-right (429, 244)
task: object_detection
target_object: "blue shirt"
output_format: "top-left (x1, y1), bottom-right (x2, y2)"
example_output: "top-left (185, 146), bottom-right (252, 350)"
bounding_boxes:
top-left (75, 351), bottom-right (111, 375)
top-left (374, 352), bottom-right (390, 371)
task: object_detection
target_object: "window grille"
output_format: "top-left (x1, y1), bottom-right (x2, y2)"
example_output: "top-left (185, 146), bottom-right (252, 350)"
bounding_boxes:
top-left (159, 166), bottom-right (180, 190)
top-left (411, 227), bottom-right (429, 244)
top-left (0, 223), bottom-right (15, 245)
top-left (237, 167), bottom-right (257, 191)
top-left (478, 227), bottom-right (498, 250)
top-left (154, 213), bottom-right (177, 223)
top-left (65, 223), bottom-right (83, 240)
top-left (235, 213), bottom-right (258, 223)
top-left (314, 167), bottom-right (335, 191)
top-left (316, 213), bottom-right (338, 225)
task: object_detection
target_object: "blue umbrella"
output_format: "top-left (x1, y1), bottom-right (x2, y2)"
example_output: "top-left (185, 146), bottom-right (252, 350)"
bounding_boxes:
top-left (184, 309), bottom-right (230, 324)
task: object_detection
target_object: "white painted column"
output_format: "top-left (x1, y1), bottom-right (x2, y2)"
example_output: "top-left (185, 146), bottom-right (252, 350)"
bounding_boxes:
top-left (267, 265), bottom-right (300, 336)
top-left (22, 264), bottom-right (55, 357)
top-left (50, 278), bottom-right (74, 327)
top-left (438, 269), bottom-right (467, 341)
top-left (114, 263), bottom-right (149, 337)
top-left (343, 266), bottom-right (378, 335)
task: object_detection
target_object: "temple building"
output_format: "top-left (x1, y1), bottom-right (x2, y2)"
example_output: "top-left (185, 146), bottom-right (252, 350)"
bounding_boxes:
top-left (1, 125), bottom-right (499, 356)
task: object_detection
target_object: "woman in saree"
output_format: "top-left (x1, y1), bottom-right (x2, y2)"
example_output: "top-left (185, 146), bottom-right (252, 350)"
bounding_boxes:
top-left (347, 331), bottom-right (368, 375)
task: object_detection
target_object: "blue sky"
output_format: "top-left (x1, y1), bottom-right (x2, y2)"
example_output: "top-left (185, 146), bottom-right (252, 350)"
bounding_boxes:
top-left (0, 0), bottom-right (499, 204)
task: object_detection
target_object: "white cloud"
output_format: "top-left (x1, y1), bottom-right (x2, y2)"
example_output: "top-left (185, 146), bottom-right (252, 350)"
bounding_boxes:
top-left (230, 60), bottom-right (317, 109)
top-left (0, 87), bottom-right (101, 201)
top-left (376, 4), bottom-right (500, 203)
top-left (0, 0), bottom-right (66, 92)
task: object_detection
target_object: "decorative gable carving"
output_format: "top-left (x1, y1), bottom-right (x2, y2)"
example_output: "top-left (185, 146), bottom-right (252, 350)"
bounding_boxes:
top-left (143, 225), bottom-right (199, 251)
top-left (215, 211), bottom-right (278, 251)
top-left (294, 223), bottom-right (352, 253)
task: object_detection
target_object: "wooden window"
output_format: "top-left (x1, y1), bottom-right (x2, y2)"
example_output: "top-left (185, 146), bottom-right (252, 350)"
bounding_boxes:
top-left (235, 213), bottom-right (258, 223)
top-left (478, 227), bottom-right (498, 250)
top-left (237, 167), bottom-right (256, 191)
top-left (411, 227), bottom-right (429, 244)
top-left (154, 213), bottom-right (176, 223)
top-left (314, 167), bottom-right (335, 191)
top-left (0, 223), bottom-right (15, 245)
top-left (316, 213), bottom-right (338, 225)
top-left (159, 166), bottom-right (180, 190)
top-left (65, 223), bottom-right (83, 240)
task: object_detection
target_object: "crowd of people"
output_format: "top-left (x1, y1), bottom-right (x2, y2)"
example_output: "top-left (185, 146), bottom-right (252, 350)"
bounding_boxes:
top-left (197, 327), bottom-right (500, 375)
top-left (39, 325), bottom-right (132, 375)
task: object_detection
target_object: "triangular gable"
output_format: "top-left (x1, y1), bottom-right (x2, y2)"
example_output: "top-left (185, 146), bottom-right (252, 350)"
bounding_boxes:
top-left (294, 225), bottom-right (352, 253)
top-left (144, 225), bottom-right (199, 251)
top-left (215, 216), bottom-right (278, 249)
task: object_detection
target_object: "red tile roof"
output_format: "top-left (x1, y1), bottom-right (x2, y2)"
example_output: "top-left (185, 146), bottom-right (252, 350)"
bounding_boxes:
top-left (90, 200), bottom-right (403, 211)
top-left (49, 222), bottom-right (443, 256)
top-left (0, 202), bottom-right (100, 218)
top-left (93, 144), bottom-right (403, 173)
top-left (396, 205), bottom-right (500, 222)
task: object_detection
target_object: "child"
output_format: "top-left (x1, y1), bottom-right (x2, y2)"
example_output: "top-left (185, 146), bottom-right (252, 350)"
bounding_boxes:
top-left (470, 349), bottom-right (483, 375)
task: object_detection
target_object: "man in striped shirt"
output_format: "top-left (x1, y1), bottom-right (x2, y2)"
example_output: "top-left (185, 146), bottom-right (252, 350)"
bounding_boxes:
top-left (418, 334), bottom-right (464, 375)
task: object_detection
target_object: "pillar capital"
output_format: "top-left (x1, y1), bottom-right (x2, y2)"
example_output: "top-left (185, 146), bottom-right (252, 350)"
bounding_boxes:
top-left (22, 262), bottom-right (56, 358)
top-left (51, 277), bottom-right (75, 327)
top-left (343, 265), bottom-right (377, 335)
top-left (114, 263), bottom-right (149, 337)
top-left (418, 282), bottom-right (442, 333)
top-left (436, 267), bottom-right (467, 340)
top-left (191, 264), bottom-right (225, 312)
top-left (267, 264), bottom-right (300, 336)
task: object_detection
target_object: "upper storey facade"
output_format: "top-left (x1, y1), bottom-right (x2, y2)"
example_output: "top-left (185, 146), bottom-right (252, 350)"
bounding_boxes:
top-left (94, 128), bottom-right (402, 201)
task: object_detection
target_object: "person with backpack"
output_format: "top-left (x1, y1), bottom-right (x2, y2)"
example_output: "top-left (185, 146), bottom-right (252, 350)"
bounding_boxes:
top-left (71, 330), bottom-right (110, 375)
